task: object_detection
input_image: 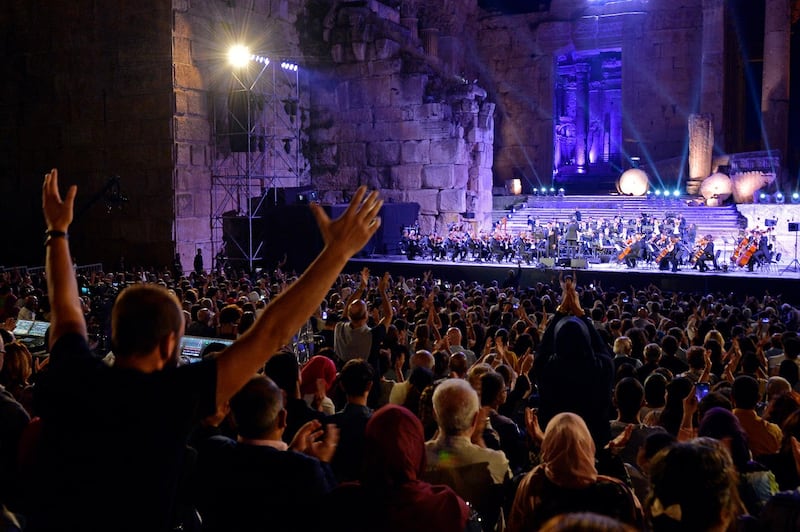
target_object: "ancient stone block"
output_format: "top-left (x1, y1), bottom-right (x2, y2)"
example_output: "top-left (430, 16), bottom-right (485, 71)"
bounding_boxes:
top-left (418, 214), bottom-right (436, 234)
top-left (438, 189), bottom-right (466, 213)
top-left (422, 164), bottom-right (454, 189)
top-left (414, 103), bottom-right (443, 120)
top-left (367, 141), bottom-right (400, 166)
top-left (391, 74), bottom-right (427, 106)
top-left (338, 143), bottom-right (367, 167)
top-left (406, 189), bottom-right (439, 215)
top-left (401, 140), bottom-right (430, 164)
top-left (453, 165), bottom-right (468, 188)
top-left (392, 164), bottom-right (422, 190)
top-left (430, 139), bottom-right (467, 164)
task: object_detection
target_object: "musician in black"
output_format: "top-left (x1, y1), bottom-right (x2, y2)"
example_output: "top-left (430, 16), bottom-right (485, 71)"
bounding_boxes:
top-left (625, 235), bottom-right (643, 269)
top-left (659, 236), bottom-right (683, 272)
top-left (565, 218), bottom-right (579, 258)
top-left (748, 232), bottom-right (771, 271)
top-left (697, 235), bottom-right (717, 272)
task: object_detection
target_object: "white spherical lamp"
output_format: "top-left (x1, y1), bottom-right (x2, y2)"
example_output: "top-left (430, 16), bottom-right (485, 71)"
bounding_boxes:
top-left (618, 169), bottom-right (649, 196)
top-left (700, 172), bottom-right (732, 202)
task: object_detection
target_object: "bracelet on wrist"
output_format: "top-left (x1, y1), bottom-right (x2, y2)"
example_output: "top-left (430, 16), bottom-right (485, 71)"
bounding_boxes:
top-left (44, 229), bottom-right (68, 246)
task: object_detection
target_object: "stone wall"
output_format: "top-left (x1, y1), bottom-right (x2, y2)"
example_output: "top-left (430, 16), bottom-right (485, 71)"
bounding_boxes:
top-left (0, 0), bottom-right (175, 266)
top-left (300, 0), bottom-right (495, 233)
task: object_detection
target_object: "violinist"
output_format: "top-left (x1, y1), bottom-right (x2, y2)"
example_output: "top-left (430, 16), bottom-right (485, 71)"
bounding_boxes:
top-left (696, 235), bottom-right (717, 272)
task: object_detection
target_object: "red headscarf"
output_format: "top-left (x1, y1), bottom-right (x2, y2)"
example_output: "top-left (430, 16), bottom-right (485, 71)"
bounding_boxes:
top-left (299, 355), bottom-right (337, 396)
top-left (328, 405), bottom-right (469, 532)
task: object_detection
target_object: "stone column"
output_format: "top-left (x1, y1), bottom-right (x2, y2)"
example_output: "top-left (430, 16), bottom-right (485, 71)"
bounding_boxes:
top-left (688, 114), bottom-right (714, 195)
top-left (761, 0), bottom-right (790, 163)
top-left (700, 0), bottom-right (725, 146)
top-left (574, 63), bottom-right (590, 171)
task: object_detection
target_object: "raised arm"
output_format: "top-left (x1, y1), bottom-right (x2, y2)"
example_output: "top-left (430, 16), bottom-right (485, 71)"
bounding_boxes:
top-left (42, 169), bottom-right (87, 347)
top-left (377, 272), bottom-right (393, 328)
top-left (215, 187), bottom-right (382, 406)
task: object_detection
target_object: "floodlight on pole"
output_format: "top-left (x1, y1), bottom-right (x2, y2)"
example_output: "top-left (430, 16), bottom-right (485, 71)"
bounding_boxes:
top-left (228, 45), bottom-right (252, 68)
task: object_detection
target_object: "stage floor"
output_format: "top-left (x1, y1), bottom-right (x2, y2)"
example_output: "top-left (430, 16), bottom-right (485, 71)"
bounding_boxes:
top-left (348, 254), bottom-right (800, 304)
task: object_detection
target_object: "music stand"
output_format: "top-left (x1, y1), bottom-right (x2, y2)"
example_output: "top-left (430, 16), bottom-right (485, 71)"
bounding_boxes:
top-left (780, 222), bottom-right (800, 274)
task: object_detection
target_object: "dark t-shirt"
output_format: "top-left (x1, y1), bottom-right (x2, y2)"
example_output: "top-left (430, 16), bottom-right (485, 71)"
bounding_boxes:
top-left (29, 332), bottom-right (217, 532)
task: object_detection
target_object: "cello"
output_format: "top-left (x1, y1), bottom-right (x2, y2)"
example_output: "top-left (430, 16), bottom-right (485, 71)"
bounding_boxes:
top-left (689, 238), bottom-right (708, 265)
top-left (617, 236), bottom-right (636, 262)
top-left (730, 234), bottom-right (750, 265)
top-left (737, 234), bottom-right (759, 268)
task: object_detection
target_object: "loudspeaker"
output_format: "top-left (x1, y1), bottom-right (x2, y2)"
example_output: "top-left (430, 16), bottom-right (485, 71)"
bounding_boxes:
top-left (570, 258), bottom-right (588, 269)
top-left (540, 258), bottom-right (555, 267)
top-left (557, 257), bottom-right (571, 267)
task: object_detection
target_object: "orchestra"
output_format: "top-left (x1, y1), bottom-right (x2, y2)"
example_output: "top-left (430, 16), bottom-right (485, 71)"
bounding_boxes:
top-left (398, 213), bottom-right (777, 273)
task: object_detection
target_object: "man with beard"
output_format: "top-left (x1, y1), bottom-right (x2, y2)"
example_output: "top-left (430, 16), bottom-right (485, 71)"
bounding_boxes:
top-left (28, 169), bottom-right (381, 532)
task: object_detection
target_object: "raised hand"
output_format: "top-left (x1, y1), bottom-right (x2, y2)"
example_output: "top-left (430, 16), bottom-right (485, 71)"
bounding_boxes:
top-left (308, 424), bottom-right (340, 463)
top-left (310, 186), bottom-right (382, 260)
top-left (359, 267), bottom-right (370, 288)
top-left (42, 168), bottom-right (77, 232)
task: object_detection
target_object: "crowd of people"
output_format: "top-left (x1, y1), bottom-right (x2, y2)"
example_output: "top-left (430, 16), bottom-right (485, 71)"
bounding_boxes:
top-left (2, 171), bottom-right (800, 531)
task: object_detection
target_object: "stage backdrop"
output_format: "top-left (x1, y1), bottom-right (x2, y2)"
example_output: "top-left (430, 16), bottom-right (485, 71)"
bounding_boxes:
top-left (224, 202), bottom-right (419, 272)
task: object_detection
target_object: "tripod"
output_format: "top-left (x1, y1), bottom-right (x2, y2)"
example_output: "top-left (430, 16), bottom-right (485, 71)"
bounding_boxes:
top-left (780, 224), bottom-right (800, 274)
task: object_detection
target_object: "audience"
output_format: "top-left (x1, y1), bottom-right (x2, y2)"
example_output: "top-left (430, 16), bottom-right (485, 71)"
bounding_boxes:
top-left (3, 171), bottom-right (800, 529)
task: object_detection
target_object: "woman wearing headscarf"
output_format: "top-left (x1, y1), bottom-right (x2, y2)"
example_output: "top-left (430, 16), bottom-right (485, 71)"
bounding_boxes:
top-left (324, 405), bottom-right (469, 532)
top-left (534, 275), bottom-right (614, 446)
top-left (507, 413), bottom-right (642, 532)
top-left (300, 355), bottom-right (337, 415)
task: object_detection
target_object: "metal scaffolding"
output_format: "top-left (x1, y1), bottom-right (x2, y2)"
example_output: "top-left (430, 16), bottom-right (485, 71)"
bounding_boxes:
top-left (210, 57), bottom-right (302, 272)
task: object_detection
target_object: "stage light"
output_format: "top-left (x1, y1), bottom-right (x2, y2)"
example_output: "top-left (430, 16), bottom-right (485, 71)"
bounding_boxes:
top-left (759, 192), bottom-right (768, 203)
top-left (672, 190), bottom-right (680, 197)
top-left (617, 169), bottom-right (649, 196)
top-left (509, 178), bottom-right (522, 195)
top-left (558, 187), bottom-right (565, 197)
top-left (228, 45), bottom-right (252, 68)
top-left (540, 186), bottom-right (547, 194)
top-left (775, 192), bottom-right (785, 204)
top-left (654, 190), bottom-right (662, 196)
top-left (281, 62), bottom-right (298, 71)
top-left (793, 192), bottom-right (800, 204)
top-left (549, 187), bottom-right (556, 196)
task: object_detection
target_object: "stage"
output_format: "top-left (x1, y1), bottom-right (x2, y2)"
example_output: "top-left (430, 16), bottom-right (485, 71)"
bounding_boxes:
top-left (347, 254), bottom-right (800, 303)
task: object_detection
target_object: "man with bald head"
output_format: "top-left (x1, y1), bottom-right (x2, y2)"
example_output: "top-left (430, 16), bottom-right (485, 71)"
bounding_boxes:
top-left (333, 269), bottom-right (393, 366)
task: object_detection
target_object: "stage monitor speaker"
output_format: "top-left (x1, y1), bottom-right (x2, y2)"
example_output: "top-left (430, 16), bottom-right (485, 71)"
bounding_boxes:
top-left (570, 258), bottom-right (588, 269)
top-left (540, 258), bottom-right (555, 268)
top-left (557, 257), bottom-right (571, 267)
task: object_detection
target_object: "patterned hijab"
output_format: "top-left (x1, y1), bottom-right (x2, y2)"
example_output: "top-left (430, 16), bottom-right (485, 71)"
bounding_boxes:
top-left (541, 412), bottom-right (598, 489)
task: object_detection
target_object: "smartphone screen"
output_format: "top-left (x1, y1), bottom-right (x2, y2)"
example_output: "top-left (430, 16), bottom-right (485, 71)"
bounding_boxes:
top-left (695, 382), bottom-right (710, 402)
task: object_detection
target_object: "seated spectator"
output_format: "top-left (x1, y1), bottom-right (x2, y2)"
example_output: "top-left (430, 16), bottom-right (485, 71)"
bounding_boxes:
top-left (329, 359), bottom-right (373, 482)
top-left (647, 438), bottom-right (745, 531)
top-left (640, 372), bottom-right (667, 425)
top-left (217, 304), bottom-right (242, 339)
top-left (732, 375), bottom-right (782, 458)
top-left (0, 342), bottom-right (34, 415)
top-left (194, 375), bottom-right (337, 532)
top-left (389, 349), bottom-right (434, 405)
top-left (698, 407), bottom-right (779, 516)
top-left (186, 307), bottom-right (215, 337)
top-left (508, 413), bottom-right (642, 532)
top-left (325, 404), bottom-right (469, 532)
top-left (0, 334), bottom-right (31, 513)
top-left (264, 351), bottom-right (327, 444)
top-left (299, 355), bottom-right (337, 415)
top-left (658, 335), bottom-right (688, 375)
top-left (759, 409), bottom-right (800, 491)
top-left (480, 371), bottom-right (530, 474)
top-left (610, 377), bottom-right (667, 467)
top-left (539, 512), bottom-right (638, 532)
top-left (425, 378), bottom-right (511, 528)
top-left (403, 366), bottom-right (434, 417)
top-left (636, 343), bottom-right (661, 382)
top-left (612, 336), bottom-right (642, 374)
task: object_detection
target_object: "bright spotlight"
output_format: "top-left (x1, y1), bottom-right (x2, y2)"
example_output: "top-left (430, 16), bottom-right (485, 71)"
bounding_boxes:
top-left (228, 45), bottom-right (251, 68)
top-left (281, 62), bottom-right (298, 71)
top-left (672, 190), bottom-right (680, 197)
top-left (558, 187), bottom-right (565, 197)
top-left (549, 187), bottom-right (556, 194)
top-left (792, 192), bottom-right (800, 204)
top-left (540, 187), bottom-right (547, 194)
top-left (654, 190), bottom-right (662, 196)
top-left (776, 192), bottom-right (785, 204)
top-left (759, 192), bottom-right (768, 202)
